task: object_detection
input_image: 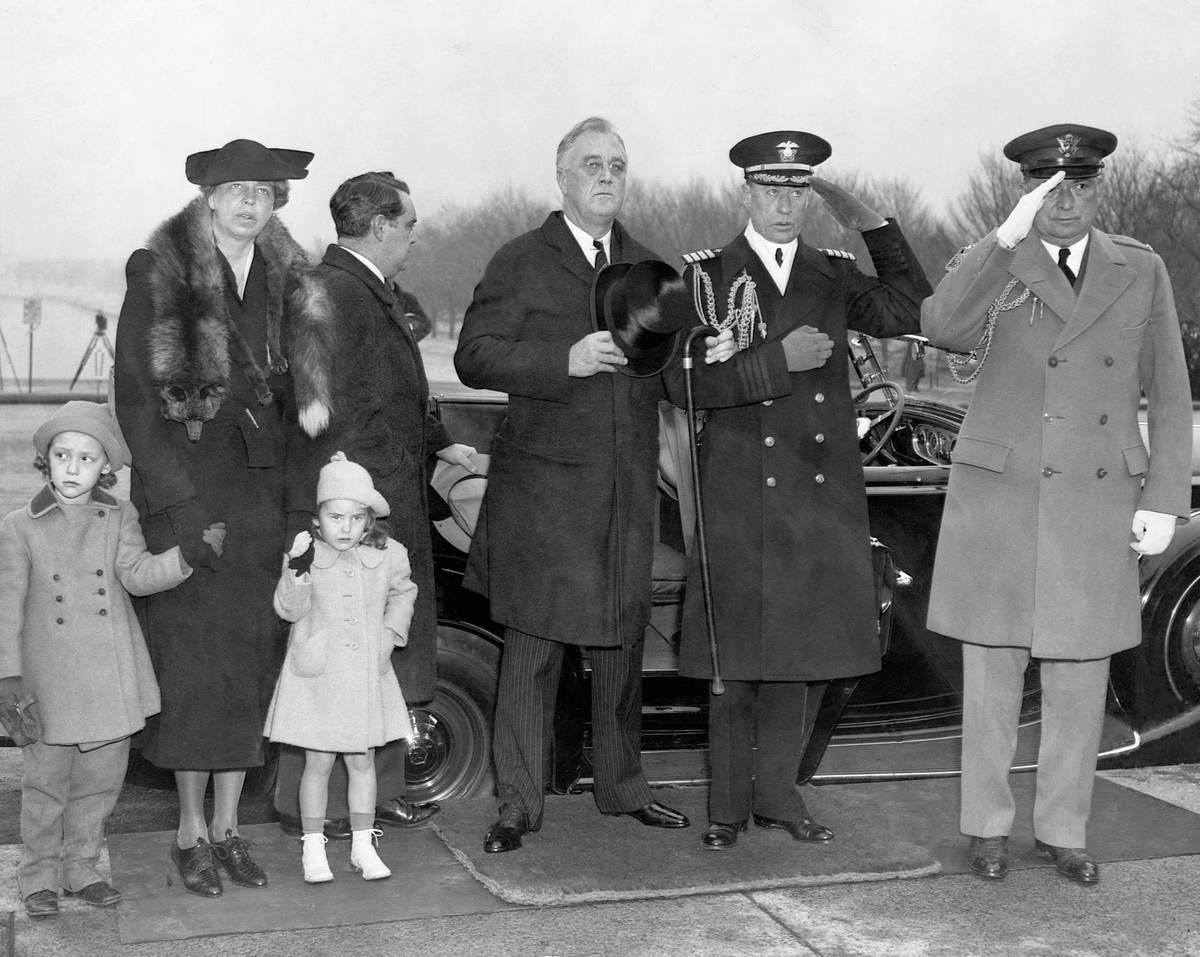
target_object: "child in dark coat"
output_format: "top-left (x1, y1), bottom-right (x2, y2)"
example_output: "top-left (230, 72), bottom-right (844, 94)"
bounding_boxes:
top-left (265, 453), bottom-right (416, 883)
top-left (0, 402), bottom-right (219, 918)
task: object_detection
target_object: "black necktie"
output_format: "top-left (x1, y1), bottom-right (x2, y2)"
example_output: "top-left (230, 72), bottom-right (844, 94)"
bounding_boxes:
top-left (1057, 247), bottom-right (1076, 286)
top-left (593, 239), bottom-right (608, 271)
top-left (775, 247), bottom-right (784, 267)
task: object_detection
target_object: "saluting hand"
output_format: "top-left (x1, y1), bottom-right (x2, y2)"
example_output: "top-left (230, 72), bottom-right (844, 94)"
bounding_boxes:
top-left (809, 177), bottom-right (888, 232)
top-left (781, 325), bottom-right (835, 372)
top-left (997, 171), bottom-right (1066, 248)
top-left (569, 331), bottom-right (627, 377)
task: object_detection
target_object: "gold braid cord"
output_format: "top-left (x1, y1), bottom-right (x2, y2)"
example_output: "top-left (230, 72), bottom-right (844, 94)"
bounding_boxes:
top-left (945, 277), bottom-right (1035, 384)
top-left (691, 267), bottom-right (763, 350)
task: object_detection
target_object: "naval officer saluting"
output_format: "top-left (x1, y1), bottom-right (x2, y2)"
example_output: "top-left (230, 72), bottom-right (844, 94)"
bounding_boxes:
top-left (670, 131), bottom-right (932, 849)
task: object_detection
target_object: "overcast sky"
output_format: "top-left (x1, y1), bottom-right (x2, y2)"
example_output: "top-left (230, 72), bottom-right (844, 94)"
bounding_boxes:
top-left (3, 0), bottom-right (1199, 265)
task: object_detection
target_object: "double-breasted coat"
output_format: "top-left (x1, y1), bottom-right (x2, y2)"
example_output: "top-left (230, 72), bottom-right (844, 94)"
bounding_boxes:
top-left (922, 229), bottom-right (1192, 659)
top-left (670, 223), bottom-right (929, 681)
top-left (0, 487), bottom-right (190, 747)
top-left (265, 539), bottom-right (416, 752)
top-left (454, 213), bottom-right (663, 647)
top-left (288, 245), bottom-right (450, 703)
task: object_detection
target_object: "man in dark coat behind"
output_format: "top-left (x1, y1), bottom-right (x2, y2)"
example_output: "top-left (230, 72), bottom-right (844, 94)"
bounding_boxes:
top-left (670, 131), bottom-right (931, 850)
top-left (455, 117), bottom-right (709, 854)
top-left (277, 172), bottom-right (476, 837)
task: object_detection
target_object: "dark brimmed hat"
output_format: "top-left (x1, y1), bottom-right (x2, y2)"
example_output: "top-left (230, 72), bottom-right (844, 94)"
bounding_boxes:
top-left (33, 401), bottom-right (131, 471)
top-left (730, 131), bottom-right (832, 186)
top-left (1003, 124), bottom-right (1117, 180)
top-left (591, 260), bottom-right (688, 377)
top-left (185, 139), bottom-right (313, 186)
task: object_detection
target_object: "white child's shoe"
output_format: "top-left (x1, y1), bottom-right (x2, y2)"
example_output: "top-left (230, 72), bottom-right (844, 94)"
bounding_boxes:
top-left (350, 828), bottom-right (391, 880)
top-left (301, 833), bottom-right (333, 884)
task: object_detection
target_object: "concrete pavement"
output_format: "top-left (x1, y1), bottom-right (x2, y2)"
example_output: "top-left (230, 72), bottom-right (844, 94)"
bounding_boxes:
top-left (3, 764), bottom-right (1198, 956)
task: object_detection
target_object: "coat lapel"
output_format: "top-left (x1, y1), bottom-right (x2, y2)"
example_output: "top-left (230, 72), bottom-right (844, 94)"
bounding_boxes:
top-left (541, 212), bottom-right (597, 286)
top-left (1010, 239), bottom-right (1075, 326)
top-left (1054, 230), bottom-right (1136, 349)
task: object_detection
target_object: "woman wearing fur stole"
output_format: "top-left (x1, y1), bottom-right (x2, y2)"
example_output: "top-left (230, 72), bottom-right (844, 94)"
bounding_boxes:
top-left (113, 139), bottom-right (332, 898)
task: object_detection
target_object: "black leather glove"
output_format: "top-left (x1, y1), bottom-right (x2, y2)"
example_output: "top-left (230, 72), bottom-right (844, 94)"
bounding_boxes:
top-left (0, 677), bottom-right (41, 747)
top-left (165, 501), bottom-right (217, 571)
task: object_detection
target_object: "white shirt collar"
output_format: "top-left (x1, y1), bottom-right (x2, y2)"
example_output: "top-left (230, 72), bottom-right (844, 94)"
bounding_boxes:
top-left (562, 214), bottom-right (612, 266)
top-left (744, 223), bottom-right (797, 295)
top-left (1041, 233), bottom-right (1090, 277)
top-left (338, 244), bottom-right (387, 285)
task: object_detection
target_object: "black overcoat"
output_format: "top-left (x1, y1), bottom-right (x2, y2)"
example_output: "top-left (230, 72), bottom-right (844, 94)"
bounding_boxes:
top-left (114, 244), bottom-right (288, 769)
top-left (454, 213), bottom-right (663, 647)
top-left (670, 222), bottom-right (929, 681)
top-left (288, 245), bottom-right (450, 703)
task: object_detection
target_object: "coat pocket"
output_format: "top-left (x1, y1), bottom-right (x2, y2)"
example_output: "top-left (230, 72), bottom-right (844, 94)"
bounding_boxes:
top-left (1119, 320), bottom-right (1149, 340)
top-left (1122, 443), bottom-right (1150, 476)
top-left (289, 631), bottom-right (328, 677)
top-left (379, 634), bottom-right (395, 676)
top-left (950, 435), bottom-right (1012, 473)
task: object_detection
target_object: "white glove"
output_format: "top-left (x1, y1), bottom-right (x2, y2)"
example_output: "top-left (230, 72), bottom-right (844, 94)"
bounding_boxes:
top-left (996, 171), bottom-right (1065, 249)
top-left (1130, 509), bottom-right (1176, 556)
top-left (288, 530), bottom-right (314, 558)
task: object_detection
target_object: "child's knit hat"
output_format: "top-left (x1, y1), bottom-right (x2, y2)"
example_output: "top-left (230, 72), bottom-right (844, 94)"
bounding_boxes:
top-left (316, 452), bottom-right (390, 516)
top-left (33, 401), bottom-right (132, 471)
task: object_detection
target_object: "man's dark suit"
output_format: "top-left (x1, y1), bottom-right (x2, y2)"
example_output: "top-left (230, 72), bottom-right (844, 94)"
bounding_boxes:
top-left (454, 212), bottom-right (664, 823)
top-left (276, 244), bottom-right (450, 820)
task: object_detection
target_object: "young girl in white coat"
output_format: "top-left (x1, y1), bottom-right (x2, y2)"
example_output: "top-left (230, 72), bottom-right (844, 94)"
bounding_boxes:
top-left (265, 453), bottom-right (416, 883)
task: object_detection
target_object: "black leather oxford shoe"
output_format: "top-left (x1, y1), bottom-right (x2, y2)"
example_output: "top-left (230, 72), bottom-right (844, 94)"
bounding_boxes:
top-left (278, 813), bottom-right (352, 841)
top-left (484, 805), bottom-right (532, 854)
top-left (170, 839), bottom-right (223, 897)
top-left (608, 801), bottom-right (690, 828)
top-left (702, 821), bottom-right (747, 849)
top-left (211, 830), bottom-right (268, 888)
top-left (64, 880), bottom-right (122, 907)
top-left (375, 797), bottom-right (441, 828)
top-left (752, 813), bottom-right (834, 842)
top-left (966, 835), bottom-right (1010, 880)
top-left (1035, 839), bottom-right (1100, 884)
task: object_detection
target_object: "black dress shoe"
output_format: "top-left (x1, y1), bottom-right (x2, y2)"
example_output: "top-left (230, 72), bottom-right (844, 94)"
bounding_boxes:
top-left (609, 801), bottom-right (690, 828)
top-left (1035, 839), bottom-right (1100, 884)
top-left (170, 840), bottom-right (223, 897)
top-left (211, 829), bottom-right (268, 887)
top-left (23, 889), bottom-right (58, 919)
top-left (752, 813), bottom-right (834, 842)
top-left (278, 813), bottom-right (351, 841)
top-left (484, 805), bottom-right (531, 854)
top-left (966, 835), bottom-right (1009, 880)
top-left (64, 880), bottom-right (122, 907)
top-left (375, 797), bottom-right (441, 828)
top-left (702, 821), bottom-right (747, 849)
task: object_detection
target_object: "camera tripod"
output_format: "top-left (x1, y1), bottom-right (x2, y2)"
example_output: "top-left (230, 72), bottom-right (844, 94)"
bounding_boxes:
top-left (69, 311), bottom-right (116, 390)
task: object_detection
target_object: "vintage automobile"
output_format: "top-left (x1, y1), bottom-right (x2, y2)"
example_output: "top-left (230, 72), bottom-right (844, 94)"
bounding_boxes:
top-left (404, 334), bottom-right (1200, 805)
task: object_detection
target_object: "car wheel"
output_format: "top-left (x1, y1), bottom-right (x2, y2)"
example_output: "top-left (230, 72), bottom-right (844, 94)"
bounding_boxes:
top-left (405, 623), bottom-right (499, 803)
top-left (1149, 559), bottom-right (1200, 705)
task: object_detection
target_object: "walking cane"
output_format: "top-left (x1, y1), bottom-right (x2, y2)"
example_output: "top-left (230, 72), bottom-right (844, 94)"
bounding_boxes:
top-left (680, 325), bottom-right (724, 695)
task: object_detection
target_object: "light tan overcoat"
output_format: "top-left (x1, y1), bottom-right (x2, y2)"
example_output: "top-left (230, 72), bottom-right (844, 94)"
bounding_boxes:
top-left (921, 228), bottom-right (1192, 659)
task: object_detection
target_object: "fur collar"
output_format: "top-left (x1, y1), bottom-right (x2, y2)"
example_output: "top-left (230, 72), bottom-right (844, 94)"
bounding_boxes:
top-left (142, 197), bottom-right (333, 436)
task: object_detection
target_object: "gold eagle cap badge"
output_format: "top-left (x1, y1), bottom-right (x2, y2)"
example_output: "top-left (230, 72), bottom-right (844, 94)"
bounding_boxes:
top-left (776, 141), bottom-right (800, 162)
top-left (1056, 133), bottom-right (1080, 157)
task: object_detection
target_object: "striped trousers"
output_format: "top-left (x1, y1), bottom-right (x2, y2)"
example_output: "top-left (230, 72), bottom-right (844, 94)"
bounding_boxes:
top-left (492, 627), bottom-right (653, 823)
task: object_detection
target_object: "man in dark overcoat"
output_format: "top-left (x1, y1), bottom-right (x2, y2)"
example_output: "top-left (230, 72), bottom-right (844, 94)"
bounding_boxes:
top-left (454, 117), bottom-right (697, 853)
top-left (922, 125), bottom-right (1192, 884)
top-left (277, 172), bottom-right (475, 837)
top-left (672, 132), bottom-right (930, 850)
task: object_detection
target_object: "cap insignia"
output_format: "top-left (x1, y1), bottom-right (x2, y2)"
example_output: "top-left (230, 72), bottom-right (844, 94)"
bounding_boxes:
top-left (775, 141), bottom-right (800, 162)
top-left (1056, 133), bottom-right (1079, 158)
